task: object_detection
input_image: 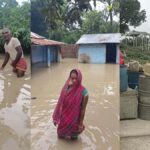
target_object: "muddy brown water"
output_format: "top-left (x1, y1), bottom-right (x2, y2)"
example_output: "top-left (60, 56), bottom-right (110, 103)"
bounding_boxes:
top-left (31, 59), bottom-right (120, 150)
top-left (0, 56), bottom-right (31, 150)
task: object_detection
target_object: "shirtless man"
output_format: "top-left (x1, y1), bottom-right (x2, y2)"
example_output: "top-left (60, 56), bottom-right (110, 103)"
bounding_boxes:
top-left (0, 28), bottom-right (27, 77)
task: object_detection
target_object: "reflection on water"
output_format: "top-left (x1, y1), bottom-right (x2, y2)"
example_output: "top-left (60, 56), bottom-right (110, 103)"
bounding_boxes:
top-left (31, 59), bottom-right (119, 150)
top-left (0, 57), bottom-right (31, 150)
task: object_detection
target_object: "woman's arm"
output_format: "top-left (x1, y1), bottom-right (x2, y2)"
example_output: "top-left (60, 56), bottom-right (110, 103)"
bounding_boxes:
top-left (79, 95), bottom-right (89, 125)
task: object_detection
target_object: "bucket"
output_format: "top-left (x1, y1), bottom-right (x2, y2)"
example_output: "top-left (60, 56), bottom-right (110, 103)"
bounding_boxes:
top-left (128, 71), bottom-right (143, 89)
top-left (120, 65), bottom-right (128, 92)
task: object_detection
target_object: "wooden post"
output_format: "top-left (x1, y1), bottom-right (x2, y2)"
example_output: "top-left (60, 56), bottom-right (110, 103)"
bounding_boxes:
top-left (142, 36), bottom-right (144, 51)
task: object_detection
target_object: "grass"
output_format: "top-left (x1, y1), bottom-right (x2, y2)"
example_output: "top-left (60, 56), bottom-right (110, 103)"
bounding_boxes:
top-left (121, 45), bottom-right (150, 65)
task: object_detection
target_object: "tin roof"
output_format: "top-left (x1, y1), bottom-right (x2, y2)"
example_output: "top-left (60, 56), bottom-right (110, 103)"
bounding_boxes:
top-left (31, 32), bottom-right (64, 46)
top-left (76, 33), bottom-right (121, 44)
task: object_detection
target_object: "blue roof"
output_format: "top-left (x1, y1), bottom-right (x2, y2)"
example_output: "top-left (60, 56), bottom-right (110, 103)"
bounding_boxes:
top-left (76, 33), bottom-right (121, 44)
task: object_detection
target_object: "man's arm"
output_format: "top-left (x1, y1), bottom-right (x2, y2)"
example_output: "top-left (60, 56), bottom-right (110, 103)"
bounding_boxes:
top-left (0, 52), bottom-right (10, 69)
top-left (11, 46), bottom-right (22, 67)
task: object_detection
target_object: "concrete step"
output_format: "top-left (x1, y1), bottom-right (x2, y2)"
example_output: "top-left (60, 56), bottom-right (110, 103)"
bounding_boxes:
top-left (121, 136), bottom-right (150, 150)
top-left (120, 119), bottom-right (150, 138)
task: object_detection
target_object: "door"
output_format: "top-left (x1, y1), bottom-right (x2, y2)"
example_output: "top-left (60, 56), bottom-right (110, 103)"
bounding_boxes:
top-left (106, 43), bottom-right (117, 63)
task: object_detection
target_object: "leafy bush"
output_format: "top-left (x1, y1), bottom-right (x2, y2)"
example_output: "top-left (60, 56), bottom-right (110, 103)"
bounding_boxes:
top-left (122, 45), bottom-right (150, 64)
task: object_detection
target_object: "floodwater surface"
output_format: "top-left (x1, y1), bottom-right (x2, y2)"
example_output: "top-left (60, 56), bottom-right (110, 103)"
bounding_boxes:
top-left (0, 56), bottom-right (31, 150)
top-left (31, 59), bottom-right (120, 150)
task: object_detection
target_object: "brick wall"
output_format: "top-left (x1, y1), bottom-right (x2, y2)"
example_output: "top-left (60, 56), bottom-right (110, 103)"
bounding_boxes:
top-left (61, 44), bottom-right (79, 58)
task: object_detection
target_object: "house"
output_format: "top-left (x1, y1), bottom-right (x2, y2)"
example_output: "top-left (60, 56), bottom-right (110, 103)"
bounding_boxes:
top-left (76, 33), bottom-right (121, 64)
top-left (31, 32), bottom-right (64, 67)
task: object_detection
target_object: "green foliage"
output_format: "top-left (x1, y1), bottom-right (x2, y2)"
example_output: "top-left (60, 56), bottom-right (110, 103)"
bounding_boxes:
top-left (120, 44), bottom-right (150, 64)
top-left (67, 0), bottom-right (92, 11)
top-left (50, 28), bottom-right (82, 44)
top-left (82, 11), bottom-right (106, 33)
top-left (31, 0), bottom-right (48, 37)
top-left (37, 0), bottom-right (66, 30)
top-left (31, 0), bottom-right (119, 44)
top-left (47, 10), bottom-right (119, 44)
top-left (81, 10), bottom-right (119, 34)
top-left (120, 0), bottom-right (146, 33)
top-left (0, 0), bottom-right (18, 8)
top-left (12, 28), bottom-right (30, 53)
top-left (0, 0), bottom-right (30, 53)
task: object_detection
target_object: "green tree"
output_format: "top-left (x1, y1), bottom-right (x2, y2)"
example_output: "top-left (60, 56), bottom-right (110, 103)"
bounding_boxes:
top-left (0, 1), bottom-right (30, 53)
top-left (31, 0), bottom-right (119, 44)
top-left (120, 0), bottom-right (146, 33)
top-left (37, 0), bottom-right (65, 30)
top-left (94, 0), bottom-right (119, 32)
top-left (0, 0), bottom-right (18, 8)
top-left (67, 0), bottom-right (92, 11)
top-left (31, 0), bottom-right (48, 36)
top-left (82, 10), bottom-right (119, 33)
top-left (0, 0), bottom-right (18, 28)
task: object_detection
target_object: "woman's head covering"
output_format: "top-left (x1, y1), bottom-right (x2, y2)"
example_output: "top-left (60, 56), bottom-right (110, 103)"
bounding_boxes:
top-left (68, 69), bottom-right (82, 86)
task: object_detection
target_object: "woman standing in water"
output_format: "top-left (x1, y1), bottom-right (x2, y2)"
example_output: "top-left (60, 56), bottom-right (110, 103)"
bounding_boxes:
top-left (53, 69), bottom-right (88, 140)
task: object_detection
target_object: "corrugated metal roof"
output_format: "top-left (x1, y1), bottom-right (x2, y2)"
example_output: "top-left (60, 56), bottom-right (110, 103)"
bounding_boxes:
top-left (31, 38), bottom-right (64, 46)
top-left (76, 33), bottom-right (121, 44)
top-left (31, 32), bottom-right (64, 46)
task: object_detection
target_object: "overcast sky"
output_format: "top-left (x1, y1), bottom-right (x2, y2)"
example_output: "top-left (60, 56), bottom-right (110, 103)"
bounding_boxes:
top-left (16, 0), bottom-right (29, 5)
top-left (130, 0), bottom-right (150, 33)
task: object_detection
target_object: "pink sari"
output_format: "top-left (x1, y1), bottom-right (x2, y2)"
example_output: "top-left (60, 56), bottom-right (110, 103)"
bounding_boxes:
top-left (52, 69), bottom-right (85, 138)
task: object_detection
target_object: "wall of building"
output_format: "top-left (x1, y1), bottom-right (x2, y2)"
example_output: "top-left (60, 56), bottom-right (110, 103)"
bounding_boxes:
top-left (31, 45), bottom-right (60, 66)
top-left (61, 44), bottom-right (79, 58)
top-left (31, 45), bottom-right (47, 64)
top-left (78, 44), bottom-right (106, 64)
top-left (49, 46), bottom-right (60, 63)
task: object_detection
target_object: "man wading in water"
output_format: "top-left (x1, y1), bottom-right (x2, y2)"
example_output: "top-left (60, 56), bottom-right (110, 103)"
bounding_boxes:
top-left (0, 28), bottom-right (27, 77)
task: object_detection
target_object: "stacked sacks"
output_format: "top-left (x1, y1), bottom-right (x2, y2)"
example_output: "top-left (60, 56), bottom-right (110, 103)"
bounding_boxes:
top-left (143, 63), bottom-right (150, 76)
top-left (128, 60), bottom-right (140, 72)
top-left (120, 61), bottom-right (150, 120)
top-left (120, 89), bottom-right (138, 119)
top-left (138, 63), bottom-right (150, 120)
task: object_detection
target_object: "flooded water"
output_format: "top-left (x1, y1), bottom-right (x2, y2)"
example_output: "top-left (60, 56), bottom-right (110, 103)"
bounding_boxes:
top-left (0, 55), bottom-right (31, 150)
top-left (31, 59), bottom-right (120, 150)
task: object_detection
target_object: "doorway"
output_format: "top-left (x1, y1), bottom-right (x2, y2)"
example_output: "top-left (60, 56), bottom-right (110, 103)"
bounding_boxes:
top-left (106, 43), bottom-right (117, 63)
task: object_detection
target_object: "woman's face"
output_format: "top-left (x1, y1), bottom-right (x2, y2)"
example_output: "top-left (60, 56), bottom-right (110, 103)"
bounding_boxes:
top-left (70, 72), bottom-right (78, 85)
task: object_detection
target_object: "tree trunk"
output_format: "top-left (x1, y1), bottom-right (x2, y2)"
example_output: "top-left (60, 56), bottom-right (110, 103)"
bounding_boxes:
top-left (108, 0), bottom-right (113, 32)
top-left (109, 9), bottom-right (113, 32)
